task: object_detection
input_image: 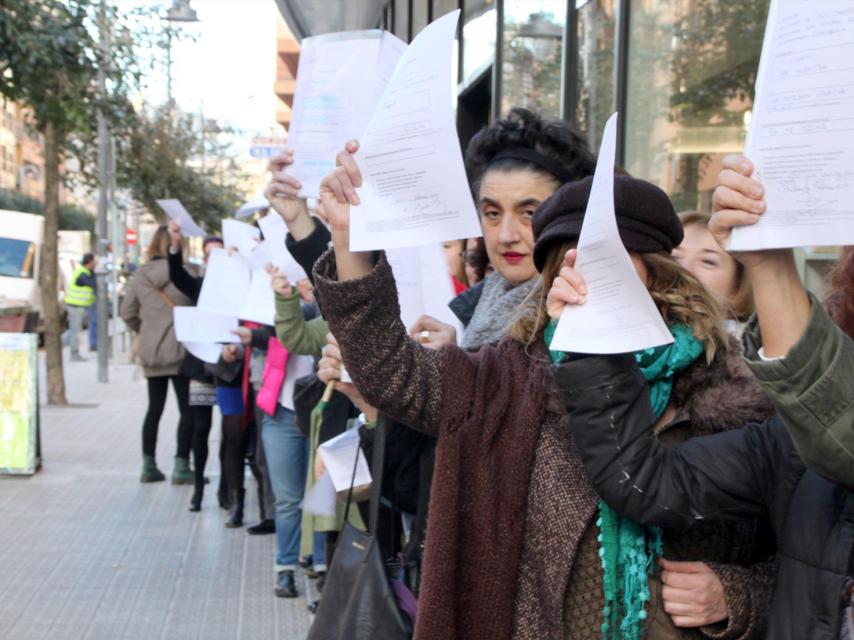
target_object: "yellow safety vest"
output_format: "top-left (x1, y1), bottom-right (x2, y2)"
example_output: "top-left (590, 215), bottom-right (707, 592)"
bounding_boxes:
top-left (66, 265), bottom-right (95, 308)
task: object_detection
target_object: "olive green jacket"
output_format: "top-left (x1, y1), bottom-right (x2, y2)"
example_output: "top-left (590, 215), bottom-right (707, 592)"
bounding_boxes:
top-left (274, 290), bottom-right (328, 358)
top-left (742, 295), bottom-right (854, 488)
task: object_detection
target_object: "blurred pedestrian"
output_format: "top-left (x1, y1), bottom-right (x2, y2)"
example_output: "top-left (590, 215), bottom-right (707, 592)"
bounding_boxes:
top-left (66, 253), bottom-right (96, 362)
top-left (120, 226), bottom-right (194, 484)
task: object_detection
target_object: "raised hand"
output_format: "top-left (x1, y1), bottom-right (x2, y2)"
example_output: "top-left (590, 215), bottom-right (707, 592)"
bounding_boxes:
top-left (710, 154), bottom-right (791, 269)
top-left (546, 249), bottom-right (587, 319)
top-left (264, 147), bottom-right (308, 224)
top-left (231, 327), bottom-right (252, 346)
top-left (319, 140), bottom-right (362, 233)
top-left (266, 263), bottom-right (292, 297)
top-left (167, 220), bottom-right (182, 252)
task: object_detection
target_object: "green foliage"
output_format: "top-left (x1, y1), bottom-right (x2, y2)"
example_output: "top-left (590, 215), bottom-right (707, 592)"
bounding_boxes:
top-left (0, 0), bottom-right (138, 143)
top-left (0, 189), bottom-right (95, 232)
top-left (115, 104), bottom-right (245, 233)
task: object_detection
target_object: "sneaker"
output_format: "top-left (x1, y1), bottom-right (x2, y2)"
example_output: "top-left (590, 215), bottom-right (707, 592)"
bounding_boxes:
top-left (275, 570), bottom-right (297, 598)
top-left (316, 571), bottom-right (327, 593)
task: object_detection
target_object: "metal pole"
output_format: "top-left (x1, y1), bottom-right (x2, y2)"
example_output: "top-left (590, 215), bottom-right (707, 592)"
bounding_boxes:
top-left (110, 136), bottom-right (120, 361)
top-left (95, 0), bottom-right (109, 383)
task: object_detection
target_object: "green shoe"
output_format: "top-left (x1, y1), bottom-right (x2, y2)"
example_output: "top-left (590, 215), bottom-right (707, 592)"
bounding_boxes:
top-left (171, 456), bottom-right (194, 485)
top-left (141, 455), bottom-right (166, 483)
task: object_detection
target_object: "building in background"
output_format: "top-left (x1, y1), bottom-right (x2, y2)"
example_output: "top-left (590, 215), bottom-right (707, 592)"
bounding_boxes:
top-left (0, 102), bottom-right (46, 201)
top-left (276, 0), bottom-right (838, 294)
top-left (275, 16), bottom-right (300, 131)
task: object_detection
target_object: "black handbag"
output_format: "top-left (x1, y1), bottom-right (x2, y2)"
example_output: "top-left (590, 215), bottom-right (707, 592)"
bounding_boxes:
top-left (307, 415), bottom-right (414, 640)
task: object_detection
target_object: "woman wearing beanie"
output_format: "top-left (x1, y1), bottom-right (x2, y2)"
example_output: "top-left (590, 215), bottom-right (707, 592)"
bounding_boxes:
top-left (555, 154), bottom-right (853, 639)
top-left (308, 148), bottom-right (776, 640)
top-left (120, 226), bottom-right (194, 484)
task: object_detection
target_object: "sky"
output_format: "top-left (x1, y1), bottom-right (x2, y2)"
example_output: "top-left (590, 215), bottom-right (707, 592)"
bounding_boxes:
top-left (115, 0), bottom-right (282, 180)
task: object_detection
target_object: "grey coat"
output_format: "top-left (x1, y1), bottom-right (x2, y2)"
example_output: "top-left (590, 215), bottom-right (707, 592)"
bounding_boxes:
top-left (120, 257), bottom-right (194, 378)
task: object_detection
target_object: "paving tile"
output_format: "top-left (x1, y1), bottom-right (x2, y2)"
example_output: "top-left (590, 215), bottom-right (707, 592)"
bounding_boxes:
top-left (0, 354), bottom-right (313, 640)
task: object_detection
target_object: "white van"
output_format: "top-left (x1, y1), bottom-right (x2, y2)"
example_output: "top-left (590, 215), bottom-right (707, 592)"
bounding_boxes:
top-left (0, 209), bottom-right (69, 332)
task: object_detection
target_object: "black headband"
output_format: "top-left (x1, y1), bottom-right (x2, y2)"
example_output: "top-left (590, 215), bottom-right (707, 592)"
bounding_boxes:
top-left (488, 147), bottom-right (573, 185)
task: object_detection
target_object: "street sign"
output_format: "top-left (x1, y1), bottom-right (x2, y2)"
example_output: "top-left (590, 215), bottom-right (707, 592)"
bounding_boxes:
top-left (249, 145), bottom-right (288, 159)
top-left (249, 135), bottom-right (288, 160)
top-left (126, 229), bottom-right (137, 245)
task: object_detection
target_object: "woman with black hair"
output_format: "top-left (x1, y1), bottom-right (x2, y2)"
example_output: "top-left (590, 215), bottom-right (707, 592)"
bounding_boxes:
top-left (446, 107), bottom-right (598, 347)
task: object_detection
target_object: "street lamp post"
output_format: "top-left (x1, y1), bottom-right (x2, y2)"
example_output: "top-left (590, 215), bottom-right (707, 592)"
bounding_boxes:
top-left (165, 0), bottom-right (199, 105)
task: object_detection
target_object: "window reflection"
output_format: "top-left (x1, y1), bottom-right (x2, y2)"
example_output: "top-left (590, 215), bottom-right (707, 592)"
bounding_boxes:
top-left (575, 0), bottom-right (616, 151)
top-left (501, 0), bottom-right (566, 117)
top-left (625, 0), bottom-right (770, 211)
top-left (463, 0), bottom-right (496, 87)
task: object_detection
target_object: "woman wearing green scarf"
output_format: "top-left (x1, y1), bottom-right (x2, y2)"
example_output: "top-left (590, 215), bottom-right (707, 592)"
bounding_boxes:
top-left (314, 155), bottom-right (777, 640)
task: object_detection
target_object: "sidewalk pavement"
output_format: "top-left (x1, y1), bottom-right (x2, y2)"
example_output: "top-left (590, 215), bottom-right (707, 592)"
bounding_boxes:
top-left (0, 349), bottom-right (314, 640)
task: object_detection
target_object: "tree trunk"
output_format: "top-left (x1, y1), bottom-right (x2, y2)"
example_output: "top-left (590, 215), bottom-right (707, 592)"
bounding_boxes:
top-left (40, 121), bottom-right (67, 406)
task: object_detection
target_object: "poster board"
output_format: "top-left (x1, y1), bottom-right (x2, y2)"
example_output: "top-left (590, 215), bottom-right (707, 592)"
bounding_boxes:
top-left (0, 333), bottom-right (40, 475)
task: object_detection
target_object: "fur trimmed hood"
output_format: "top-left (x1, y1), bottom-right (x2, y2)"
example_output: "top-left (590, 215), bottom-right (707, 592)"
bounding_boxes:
top-left (670, 337), bottom-right (775, 436)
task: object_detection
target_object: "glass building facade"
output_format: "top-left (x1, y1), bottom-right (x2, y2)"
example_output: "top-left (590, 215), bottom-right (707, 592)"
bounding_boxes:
top-left (376, 0), bottom-right (839, 291)
top-left (378, 0), bottom-right (771, 215)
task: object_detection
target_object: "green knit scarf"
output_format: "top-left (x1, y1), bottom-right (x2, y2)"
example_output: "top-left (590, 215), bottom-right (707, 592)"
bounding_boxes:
top-left (545, 321), bottom-right (704, 640)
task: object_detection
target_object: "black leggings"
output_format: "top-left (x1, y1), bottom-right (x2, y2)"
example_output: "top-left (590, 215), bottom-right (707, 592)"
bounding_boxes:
top-left (221, 414), bottom-right (249, 495)
top-left (141, 375), bottom-right (191, 458)
top-left (190, 405), bottom-right (214, 496)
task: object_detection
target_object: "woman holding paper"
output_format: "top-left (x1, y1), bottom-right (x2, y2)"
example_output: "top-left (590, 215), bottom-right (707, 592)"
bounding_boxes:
top-left (551, 154), bottom-right (853, 639)
top-left (120, 226), bottom-right (194, 485)
top-left (310, 144), bottom-right (776, 640)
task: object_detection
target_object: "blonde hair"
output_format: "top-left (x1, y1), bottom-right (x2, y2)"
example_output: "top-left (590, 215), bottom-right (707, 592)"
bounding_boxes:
top-left (679, 211), bottom-right (754, 321)
top-left (147, 225), bottom-right (170, 260)
top-left (510, 243), bottom-right (728, 363)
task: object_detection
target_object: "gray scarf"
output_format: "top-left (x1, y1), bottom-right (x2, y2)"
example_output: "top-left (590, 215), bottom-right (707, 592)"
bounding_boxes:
top-left (460, 272), bottom-right (537, 349)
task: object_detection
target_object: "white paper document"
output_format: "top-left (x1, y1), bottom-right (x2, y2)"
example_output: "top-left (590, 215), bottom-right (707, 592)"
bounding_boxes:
top-left (197, 248), bottom-right (252, 316)
top-left (239, 270), bottom-right (276, 326)
top-left (350, 11), bottom-right (482, 251)
top-left (288, 30), bottom-right (408, 197)
top-left (303, 472), bottom-right (337, 517)
top-left (317, 428), bottom-right (372, 493)
top-left (173, 306), bottom-right (239, 343)
top-left (251, 213), bottom-right (309, 282)
top-left (730, 0), bottom-right (854, 250)
top-left (550, 114), bottom-right (674, 354)
top-left (386, 243), bottom-right (463, 337)
top-left (156, 199), bottom-right (206, 237)
top-left (222, 219), bottom-right (261, 257)
top-left (184, 341), bottom-right (225, 364)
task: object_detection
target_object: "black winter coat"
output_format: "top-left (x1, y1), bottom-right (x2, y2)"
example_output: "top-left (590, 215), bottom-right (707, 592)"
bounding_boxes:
top-left (558, 354), bottom-right (853, 640)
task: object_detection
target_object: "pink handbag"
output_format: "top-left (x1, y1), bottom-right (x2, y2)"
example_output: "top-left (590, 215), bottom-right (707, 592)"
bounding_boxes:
top-left (256, 337), bottom-right (289, 416)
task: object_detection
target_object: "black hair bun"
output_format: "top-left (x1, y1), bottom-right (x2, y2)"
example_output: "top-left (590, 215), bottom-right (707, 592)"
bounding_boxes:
top-left (465, 108), bottom-right (597, 188)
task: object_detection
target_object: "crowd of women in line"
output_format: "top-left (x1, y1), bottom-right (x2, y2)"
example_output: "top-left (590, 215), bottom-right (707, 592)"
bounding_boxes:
top-left (118, 107), bottom-right (852, 640)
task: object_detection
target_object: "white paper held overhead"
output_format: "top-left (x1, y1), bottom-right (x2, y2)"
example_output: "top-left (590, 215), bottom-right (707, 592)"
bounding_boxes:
top-left (239, 270), bottom-right (276, 326)
top-left (549, 113), bottom-right (674, 354)
top-left (350, 10), bottom-right (482, 251)
top-left (730, 0), bottom-right (854, 250)
top-left (222, 219), bottom-right (261, 257)
top-left (288, 30), bottom-right (407, 198)
top-left (197, 248), bottom-right (252, 317)
top-left (156, 199), bottom-right (206, 237)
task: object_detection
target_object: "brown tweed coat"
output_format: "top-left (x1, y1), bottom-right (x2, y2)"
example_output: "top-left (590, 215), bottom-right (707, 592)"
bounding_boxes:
top-left (314, 251), bottom-right (776, 640)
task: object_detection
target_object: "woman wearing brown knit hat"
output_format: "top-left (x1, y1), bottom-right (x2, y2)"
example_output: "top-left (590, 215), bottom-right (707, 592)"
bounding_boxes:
top-left (310, 146), bottom-right (777, 640)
